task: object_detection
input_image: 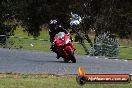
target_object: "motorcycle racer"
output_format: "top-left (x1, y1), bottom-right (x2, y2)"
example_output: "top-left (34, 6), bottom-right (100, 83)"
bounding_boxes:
top-left (48, 19), bottom-right (71, 59)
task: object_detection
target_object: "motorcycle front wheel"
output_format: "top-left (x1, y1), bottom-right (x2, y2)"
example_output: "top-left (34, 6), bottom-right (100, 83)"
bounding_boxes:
top-left (67, 48), bottom-right (76, 63)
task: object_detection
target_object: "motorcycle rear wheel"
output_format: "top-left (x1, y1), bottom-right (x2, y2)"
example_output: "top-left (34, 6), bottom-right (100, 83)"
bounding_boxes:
top-left (64, 58), bottom-right (69, 63)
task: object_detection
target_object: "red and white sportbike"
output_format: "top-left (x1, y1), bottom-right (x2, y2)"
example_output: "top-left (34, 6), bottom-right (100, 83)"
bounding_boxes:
top-left (54, 32), bottom-right (76, 63)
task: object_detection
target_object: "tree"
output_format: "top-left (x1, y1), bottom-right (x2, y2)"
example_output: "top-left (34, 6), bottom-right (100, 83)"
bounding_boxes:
top-left (0, 0), bottom-right (132, 55)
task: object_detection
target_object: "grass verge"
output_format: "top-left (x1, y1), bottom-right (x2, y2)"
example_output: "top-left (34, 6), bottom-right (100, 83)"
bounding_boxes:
top-left (0, 74), bottom-right (131, 88)
top-left (119, 48), bottom-right (132, 60)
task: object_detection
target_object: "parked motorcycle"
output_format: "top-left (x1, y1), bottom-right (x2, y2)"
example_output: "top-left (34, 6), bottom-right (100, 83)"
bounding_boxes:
top-left (53, 32), bottom-right (76, 63)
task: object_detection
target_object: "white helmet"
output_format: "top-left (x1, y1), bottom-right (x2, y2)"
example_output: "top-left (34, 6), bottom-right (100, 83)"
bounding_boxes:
top-left (49, 20), bottom-right (58, 25)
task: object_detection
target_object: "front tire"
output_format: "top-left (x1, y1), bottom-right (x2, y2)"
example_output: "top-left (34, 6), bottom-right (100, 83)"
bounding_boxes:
top-left (67, 48), bottom-right (76, 63)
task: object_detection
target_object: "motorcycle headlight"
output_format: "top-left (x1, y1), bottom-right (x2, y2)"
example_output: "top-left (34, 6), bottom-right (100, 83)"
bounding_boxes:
top-left (66, 39), bottom-right (71, 44)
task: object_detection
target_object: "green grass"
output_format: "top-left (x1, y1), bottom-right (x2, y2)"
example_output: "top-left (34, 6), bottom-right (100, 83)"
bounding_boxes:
top-left (0, 74), bottom-right (131, 88)
top-left (7, 37), bottom-right (51, 52)
top-left (119, 48), bottom-right (132, 59)
top-left (119, 39), bottom-right (132, 47)
top-left (14, 26), bottom-right (50, 40)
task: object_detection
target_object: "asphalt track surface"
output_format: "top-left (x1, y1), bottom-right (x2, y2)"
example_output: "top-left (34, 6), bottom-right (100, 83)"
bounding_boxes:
top-left (0, 48), bottom-right (132, 75)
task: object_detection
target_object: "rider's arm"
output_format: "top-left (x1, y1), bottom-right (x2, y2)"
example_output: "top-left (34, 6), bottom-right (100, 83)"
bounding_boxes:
top-left (58, 25), bottom-right (69, 34)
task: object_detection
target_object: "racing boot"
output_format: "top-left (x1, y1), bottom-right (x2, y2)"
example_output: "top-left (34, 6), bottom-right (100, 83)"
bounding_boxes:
top-left (50, 46), bottom-right (54, 51)
top-left (56, 53), bottom-right (60, 59)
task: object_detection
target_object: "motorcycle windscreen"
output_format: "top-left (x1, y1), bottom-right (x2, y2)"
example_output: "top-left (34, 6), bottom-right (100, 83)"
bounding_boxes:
top-left (55, 32), bottom-right (65, 40)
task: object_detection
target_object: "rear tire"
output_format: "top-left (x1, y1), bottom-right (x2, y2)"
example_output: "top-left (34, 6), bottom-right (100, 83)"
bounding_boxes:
top-left (67, 48), bottom-right (76, 63)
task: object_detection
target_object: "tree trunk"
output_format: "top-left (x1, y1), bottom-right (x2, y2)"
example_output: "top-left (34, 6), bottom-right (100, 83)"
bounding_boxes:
top-left (72, 28), bottom-right (89, 54)
top-left (85, 34), bottom-right (93, 47)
